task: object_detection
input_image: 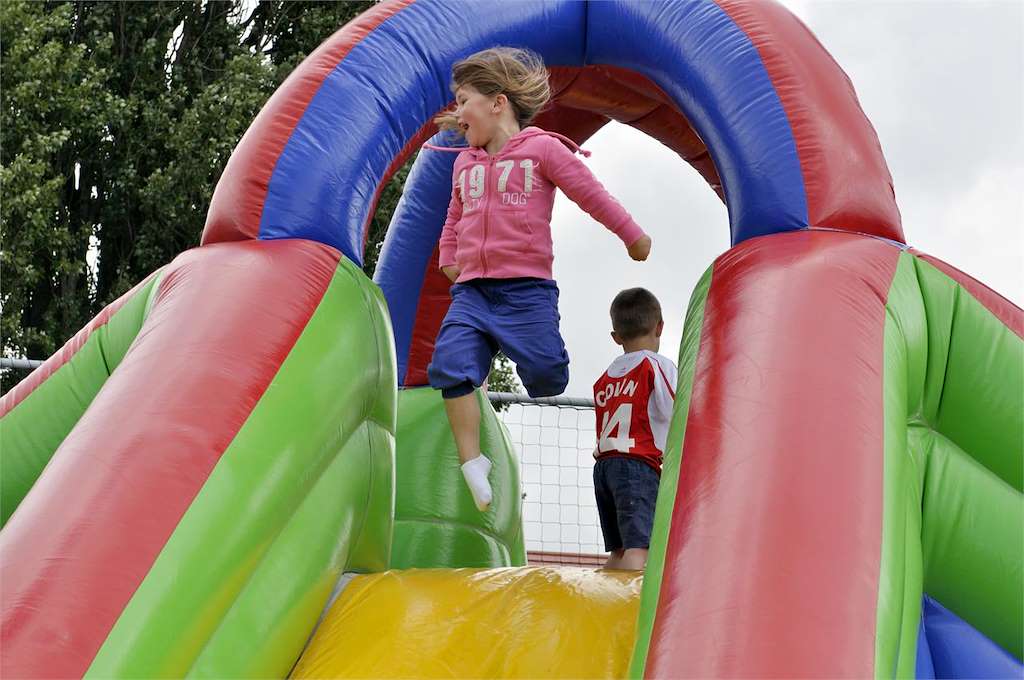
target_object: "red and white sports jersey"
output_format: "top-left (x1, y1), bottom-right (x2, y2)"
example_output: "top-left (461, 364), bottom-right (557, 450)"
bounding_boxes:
top-left (593, 350), bottom-right (678, 472)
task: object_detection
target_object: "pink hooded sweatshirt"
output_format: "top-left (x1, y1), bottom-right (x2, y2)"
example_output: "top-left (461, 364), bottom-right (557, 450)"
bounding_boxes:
top-left (426, 127), bottom-right (646, 283)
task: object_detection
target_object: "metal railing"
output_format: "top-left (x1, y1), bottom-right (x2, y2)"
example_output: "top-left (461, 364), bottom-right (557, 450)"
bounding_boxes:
top-left (0, 357), bottom-right (43, 370)
top-left (488, 392), bottom-right (603, 558)
top-left (487, 391), bottom-right (594, 408)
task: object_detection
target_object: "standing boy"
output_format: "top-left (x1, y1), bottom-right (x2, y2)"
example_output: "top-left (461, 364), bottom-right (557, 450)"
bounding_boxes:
top-left (593, 288), bottom-right (677, 570)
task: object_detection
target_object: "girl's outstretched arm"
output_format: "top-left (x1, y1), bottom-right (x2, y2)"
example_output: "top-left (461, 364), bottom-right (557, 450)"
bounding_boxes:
top-left (543, 136), bottom-right (647, 252)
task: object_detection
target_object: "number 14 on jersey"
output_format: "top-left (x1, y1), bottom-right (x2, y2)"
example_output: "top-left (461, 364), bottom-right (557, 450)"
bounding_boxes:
top-left (598, 403), bottom-right (636, 453)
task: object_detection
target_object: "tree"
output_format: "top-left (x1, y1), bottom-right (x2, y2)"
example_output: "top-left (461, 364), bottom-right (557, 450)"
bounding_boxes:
top-left (1, 1), bottom-right (377, 363)
top-left (487, 353), bottom-right (523, 410)
top-left (1, 1), bottom-right (122, 358)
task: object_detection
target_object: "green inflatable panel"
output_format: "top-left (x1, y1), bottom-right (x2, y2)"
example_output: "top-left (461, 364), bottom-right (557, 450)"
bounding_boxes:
top-left (0, 272), bottom-right (164, 525)
top-left (85, 257), bottom-right (397, 678)
top-left (391, 386), bottom-right (526, 569)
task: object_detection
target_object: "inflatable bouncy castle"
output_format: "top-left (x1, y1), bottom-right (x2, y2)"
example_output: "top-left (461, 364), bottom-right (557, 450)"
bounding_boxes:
top-left (2, 1), bottom-right (1021, 677)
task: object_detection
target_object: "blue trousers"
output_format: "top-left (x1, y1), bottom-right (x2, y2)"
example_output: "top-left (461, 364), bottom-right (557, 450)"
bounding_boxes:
top-left (594, 456), bottom-right (660, 552)
top-left (428, 278), bottom-right (570, 399)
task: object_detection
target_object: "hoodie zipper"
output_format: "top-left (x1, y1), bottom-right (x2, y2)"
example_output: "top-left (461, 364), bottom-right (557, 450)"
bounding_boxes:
top-left (481, 156), bottom-right (494, 276)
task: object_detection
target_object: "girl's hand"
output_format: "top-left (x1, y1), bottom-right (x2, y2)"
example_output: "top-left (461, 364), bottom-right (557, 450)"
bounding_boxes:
top-left (628, 235), bottom-right (652, 261)
top-left (442, 265), bottom-right (461, 282)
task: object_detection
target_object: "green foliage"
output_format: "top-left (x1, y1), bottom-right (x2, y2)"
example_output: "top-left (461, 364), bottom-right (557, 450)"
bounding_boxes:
top-left (1, 0), bottom-right (411, 362)
top-left (1, 1), bottom-right (121, 356)
top-left (487, 353), bottom-right (522, 410)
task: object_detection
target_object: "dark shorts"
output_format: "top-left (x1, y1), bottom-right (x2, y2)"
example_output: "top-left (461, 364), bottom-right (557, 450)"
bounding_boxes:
top-left (593, 456), bottom-right (660, 552)
top-left (427, 278), bottom-right (570, 399)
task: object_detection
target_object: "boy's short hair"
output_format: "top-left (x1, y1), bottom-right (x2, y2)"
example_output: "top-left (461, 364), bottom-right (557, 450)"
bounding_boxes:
top-left (610, 288), bottom-right (663, 340)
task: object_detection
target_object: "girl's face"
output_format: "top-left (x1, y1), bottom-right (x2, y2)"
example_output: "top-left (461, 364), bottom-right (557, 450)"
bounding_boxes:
top-left (455, 84), bottom-right (500, 148)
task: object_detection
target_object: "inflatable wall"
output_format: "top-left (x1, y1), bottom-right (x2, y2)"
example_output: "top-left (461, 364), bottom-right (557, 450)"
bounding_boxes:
top-left (2, 1), bottom-right (1020, 677)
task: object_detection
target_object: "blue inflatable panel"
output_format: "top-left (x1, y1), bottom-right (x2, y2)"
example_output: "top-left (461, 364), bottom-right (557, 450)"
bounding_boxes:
top-left (918, 595), bottom-right (1023, 679)
top-left (259, 1), bottom-right (586, 263)
top-left (585, 0), bottom-right (806, 241)
top-left (374, 130), bottom-right (463, 383)
top-left (258, 0), bottom-right (811, 263)
top-left (916, 611), bottom-right (936, 679)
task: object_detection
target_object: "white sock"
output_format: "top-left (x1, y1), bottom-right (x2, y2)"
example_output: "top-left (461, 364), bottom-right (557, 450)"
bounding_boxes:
top-left (461, 455), bottom-right (493, 512)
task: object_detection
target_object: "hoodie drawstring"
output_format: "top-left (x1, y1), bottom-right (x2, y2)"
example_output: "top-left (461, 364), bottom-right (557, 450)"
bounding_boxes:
top-left (422, 127), bottom-right (591, 157)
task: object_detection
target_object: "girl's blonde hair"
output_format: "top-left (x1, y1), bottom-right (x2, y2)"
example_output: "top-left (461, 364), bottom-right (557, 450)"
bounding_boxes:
top-left (434, 47), bottom-right (551, 132)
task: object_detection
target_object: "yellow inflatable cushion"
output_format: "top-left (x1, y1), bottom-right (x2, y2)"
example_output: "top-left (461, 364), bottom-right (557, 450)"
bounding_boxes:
top-left (293, 567), bottom-right (642, 679)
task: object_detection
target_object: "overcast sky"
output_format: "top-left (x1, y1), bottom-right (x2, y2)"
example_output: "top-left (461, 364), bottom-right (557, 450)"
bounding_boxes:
top-left (548, 0), bottom-right (1023, 398)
